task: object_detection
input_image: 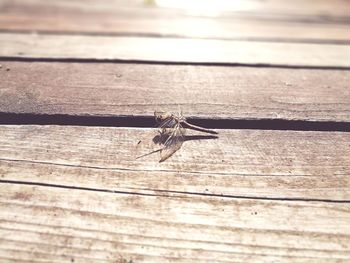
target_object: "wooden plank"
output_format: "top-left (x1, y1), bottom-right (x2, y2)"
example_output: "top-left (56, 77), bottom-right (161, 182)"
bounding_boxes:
top-left (1, 6), bottom-right (349, 42)
top-left (1, 0), bottom-right (350, 22)
top-left (0, 183), bottom-right (349, 262)
top-left (1, 0), bottom-right (349, 43)
top-left (1, 61), bottom-right (349, 122)
top-left (0, 125), bottom-right (349, 201)
top-left (1, 33), bottom-right (350, 67)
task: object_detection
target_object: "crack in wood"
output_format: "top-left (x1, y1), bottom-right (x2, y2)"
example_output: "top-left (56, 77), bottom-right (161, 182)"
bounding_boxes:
top-left (0, 113), bottom-right (349, 132)
top-left (1, 179), bottom-right (349, 203)
top-left (2, 56), bottom-right (350, 70)
top-left (0, 157), bottom-right (334, 177)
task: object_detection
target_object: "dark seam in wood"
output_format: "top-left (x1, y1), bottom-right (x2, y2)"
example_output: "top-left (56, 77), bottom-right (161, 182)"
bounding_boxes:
top-left (1, 56), bottom-right (350, 70)
top-left (0, 158), bottom-right (340, 178)
top-left (0, 113), bottom-right (349, 132)
top-left (1, 180), bottom-right (349, 203)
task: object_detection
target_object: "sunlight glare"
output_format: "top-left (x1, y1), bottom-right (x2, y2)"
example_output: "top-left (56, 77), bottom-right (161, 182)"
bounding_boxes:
top-left (155, 0), bottom-right (255, 16)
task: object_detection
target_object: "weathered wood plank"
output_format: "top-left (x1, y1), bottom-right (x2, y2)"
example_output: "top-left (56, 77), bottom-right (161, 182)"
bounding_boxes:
top-left (1, 33), bottom-right (350, 67)
top-left (0, 125), bottom-right (349, 201)
top-left (1, 6), bottom-right (349, 42)
top-left (1, 61), bottom-right (349, 122)
top-left (1, 0), bottom-right (349, 43)
top-left (0, 183), bottom-right (349, 262)
top-left (1, 0), bottom-right (350, 21)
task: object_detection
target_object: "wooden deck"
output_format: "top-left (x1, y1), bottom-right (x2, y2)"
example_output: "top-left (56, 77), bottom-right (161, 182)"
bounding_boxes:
top-left (0, 0), bottom-right (349, 262)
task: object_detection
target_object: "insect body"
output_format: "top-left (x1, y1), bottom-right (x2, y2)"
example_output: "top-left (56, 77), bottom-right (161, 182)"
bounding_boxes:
top-left (137, 111), bottom-right (217, 162)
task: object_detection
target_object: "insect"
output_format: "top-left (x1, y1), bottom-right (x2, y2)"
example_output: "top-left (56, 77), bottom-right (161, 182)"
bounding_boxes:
top-left (137, 111), bottom-right (218, 162)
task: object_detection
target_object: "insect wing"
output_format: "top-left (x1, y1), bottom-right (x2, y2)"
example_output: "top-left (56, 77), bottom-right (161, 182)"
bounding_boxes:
top-left (135, 128), bottom-right (162, 159)
top-left (158, 117), bottom-right (177, 129)
top-left (159, 124), bottom-right (186, 162)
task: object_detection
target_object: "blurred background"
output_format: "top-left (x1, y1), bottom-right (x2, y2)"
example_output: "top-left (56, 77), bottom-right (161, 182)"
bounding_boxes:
top-left (1, 0), bottom-right (349, 43)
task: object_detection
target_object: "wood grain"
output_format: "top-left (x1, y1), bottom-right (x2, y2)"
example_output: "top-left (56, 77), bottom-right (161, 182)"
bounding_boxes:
top-left (0, 7), bottom-right (350, 43)
top-left (0, 125), bottom-right (349, 201)
top-left (1, 61), bottom-right (349, 122)
top-left (2, 0), bottom-right (349, 44)
top-left (1, 0), bottom-right (350, 21)
top-left (0, 183), bottom-right (349, 262)
top-left (1, 33), bottom-right (350, 67)
top-left (1, 1), bottom-right (349, 262)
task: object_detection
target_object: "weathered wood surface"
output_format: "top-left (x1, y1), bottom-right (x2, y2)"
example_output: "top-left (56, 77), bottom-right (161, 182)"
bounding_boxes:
top-left (3, 14), bottom-right (349, 43)
top-left (1, 1), bottom-right (349, 262)
top-left (1, 61), bottom-right (350, 122)
top-left (0, 183), bottom-right (350, 262)
top-left (0, 125), bottom-right (349, 201)
top-left (1, 0), bottom-right (349, 42)
top-left (1, 33), bottom-right (350, 67)
top-left (1, 0), bottom-right (350, 21)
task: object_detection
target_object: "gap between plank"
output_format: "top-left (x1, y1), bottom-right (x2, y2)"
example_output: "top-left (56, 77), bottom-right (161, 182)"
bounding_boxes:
top-left (1, 57), bottom-right (350, 71)
top-left (0, 179), bottom-right (349, 204)
top-left (0, 113), bottom-right (349, 132)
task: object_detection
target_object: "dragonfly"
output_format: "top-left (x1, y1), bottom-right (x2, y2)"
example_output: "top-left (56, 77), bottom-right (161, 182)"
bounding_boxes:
top-left (137, 111), bottom-right (218, 162)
